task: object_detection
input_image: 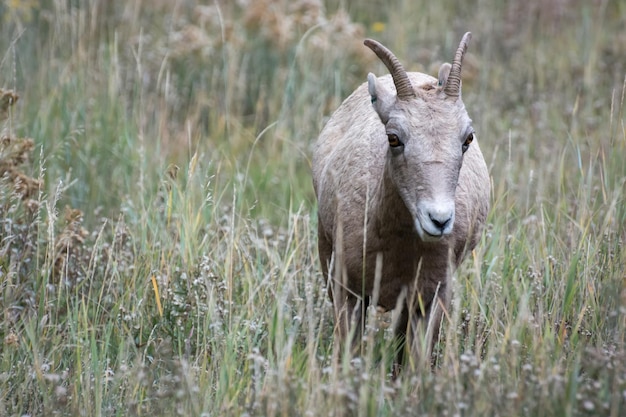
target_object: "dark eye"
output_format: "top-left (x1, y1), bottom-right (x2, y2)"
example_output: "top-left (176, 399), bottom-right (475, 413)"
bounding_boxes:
top-left (462, 132), bottom-right (474, 153)
top-left (388, 134), bottom-right (403, 148)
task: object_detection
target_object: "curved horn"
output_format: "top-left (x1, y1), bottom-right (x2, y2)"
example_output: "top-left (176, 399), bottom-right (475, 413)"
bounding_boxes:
top-left (444, 32), bottom-right (472, 98)
top-left (364, 39), bottom-right (415, 100)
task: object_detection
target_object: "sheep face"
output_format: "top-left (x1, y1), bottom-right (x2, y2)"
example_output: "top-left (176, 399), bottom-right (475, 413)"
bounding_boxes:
top-left (368, 74), bottom-right (475, 241)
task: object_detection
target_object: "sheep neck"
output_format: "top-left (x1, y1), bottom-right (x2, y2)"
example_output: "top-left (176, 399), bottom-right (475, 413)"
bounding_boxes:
top-left (369, 157), bottom-right (416, 240)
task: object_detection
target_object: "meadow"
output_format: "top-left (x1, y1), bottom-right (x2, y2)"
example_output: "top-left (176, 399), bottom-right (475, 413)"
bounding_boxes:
top-left (0, 0), bottom-right (625, 415)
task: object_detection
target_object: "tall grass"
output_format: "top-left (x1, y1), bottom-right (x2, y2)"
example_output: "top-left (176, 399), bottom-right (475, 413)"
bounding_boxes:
top-left (1, 0), bottom-right (625, 415)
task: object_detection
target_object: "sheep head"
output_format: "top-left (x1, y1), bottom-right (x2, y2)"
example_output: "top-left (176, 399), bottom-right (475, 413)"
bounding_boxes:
top-left (364, 33), bottom-right (475, 242)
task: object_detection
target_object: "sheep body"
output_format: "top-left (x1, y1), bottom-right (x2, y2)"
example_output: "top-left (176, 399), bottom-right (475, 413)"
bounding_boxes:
top-left (312, 35), bottom-right (490, 368)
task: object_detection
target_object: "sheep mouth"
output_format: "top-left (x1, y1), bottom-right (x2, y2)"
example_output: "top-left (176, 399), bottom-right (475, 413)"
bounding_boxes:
top-left (421, 229), bottom-right (446, 242)
top-left (414, 220), bottom-right (448, 242)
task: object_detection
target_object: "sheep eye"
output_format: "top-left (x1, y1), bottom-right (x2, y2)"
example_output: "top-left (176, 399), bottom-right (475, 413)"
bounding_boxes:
top-left (462, 132), bottom-right (474, 153)
top-left (387, 134), bottom-right (403, 148)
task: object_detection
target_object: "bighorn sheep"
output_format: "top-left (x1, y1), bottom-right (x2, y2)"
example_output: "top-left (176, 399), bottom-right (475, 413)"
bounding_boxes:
top-left (312, 33), bottom-right (490, 371)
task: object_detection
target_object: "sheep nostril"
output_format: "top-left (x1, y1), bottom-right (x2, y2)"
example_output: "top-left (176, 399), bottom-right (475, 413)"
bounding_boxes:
top-left (430, 215), bottom-right (451, 231)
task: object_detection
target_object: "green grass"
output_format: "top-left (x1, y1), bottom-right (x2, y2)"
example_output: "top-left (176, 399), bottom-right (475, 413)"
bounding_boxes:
top-left (1, 0), bottom-right (625, 415)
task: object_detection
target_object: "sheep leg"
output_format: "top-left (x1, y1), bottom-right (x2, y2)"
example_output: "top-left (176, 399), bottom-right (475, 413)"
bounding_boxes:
top-left (319, 222), bottom-right (360, 355)
top-left (392, 303), bottom-right (431, 376)
top-left (392, 302), bottom-right (411, 377)
top-left (423, 282), bottom-right (450, 367)
top-left (317, 220), bottom-right (333, 281)
top-left (318, 221), bottom-right (366, 346)
top-left (392, 283), bottom-right (449, 376)
top-left (333, 291), bottom-right (369, 357)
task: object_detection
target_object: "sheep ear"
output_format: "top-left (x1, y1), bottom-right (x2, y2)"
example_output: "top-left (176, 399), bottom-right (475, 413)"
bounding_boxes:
top-left (437, 63), bottom-right (451, 88)
top-left (367, 73), bottom-right (393, 124)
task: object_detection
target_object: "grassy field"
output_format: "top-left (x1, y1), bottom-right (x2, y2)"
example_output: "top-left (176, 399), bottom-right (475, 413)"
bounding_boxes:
top-left (1, 0), bottom-right (625, 415)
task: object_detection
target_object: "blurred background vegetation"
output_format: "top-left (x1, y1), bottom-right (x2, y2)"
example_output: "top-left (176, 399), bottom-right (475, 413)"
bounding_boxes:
top-left (1, 0), bottom-right (625, 415)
